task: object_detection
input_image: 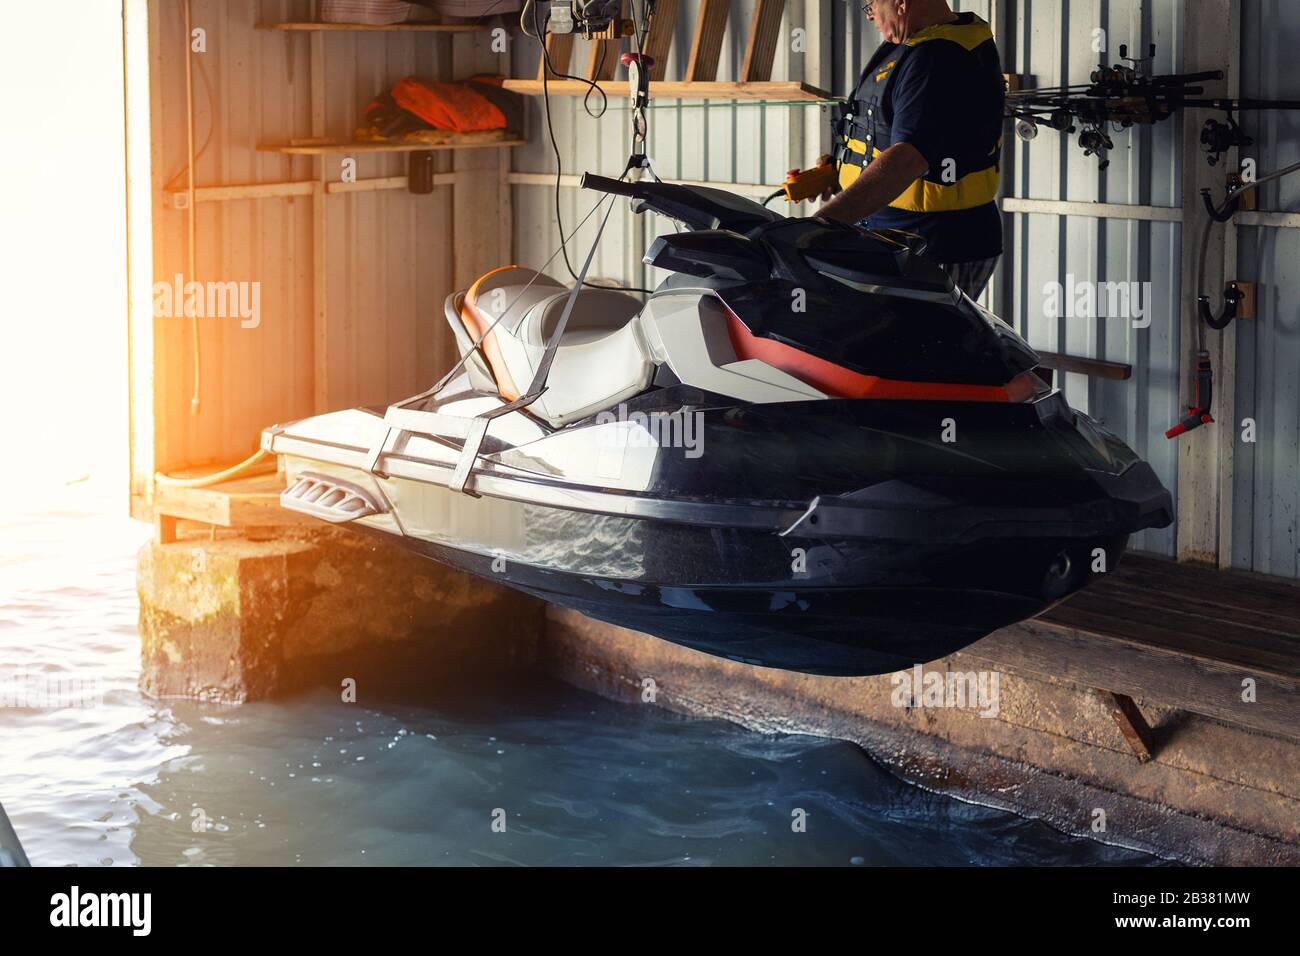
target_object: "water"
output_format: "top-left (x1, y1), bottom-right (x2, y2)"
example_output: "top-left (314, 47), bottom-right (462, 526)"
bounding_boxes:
top-left (0, 489), bottom-right (1167, 866)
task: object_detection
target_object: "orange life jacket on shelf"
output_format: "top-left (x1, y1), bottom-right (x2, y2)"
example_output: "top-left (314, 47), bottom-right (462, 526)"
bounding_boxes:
top-left (389, 75), bottom-right (516, 133)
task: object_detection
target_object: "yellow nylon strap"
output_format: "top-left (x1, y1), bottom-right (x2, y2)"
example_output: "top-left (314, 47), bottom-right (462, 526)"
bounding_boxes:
top-left (839, 144), bottom-right (999, 211)
top-left (904, 15), bottom-right (993, 51)
top-left (887, 164), bottom-right (1000, 212)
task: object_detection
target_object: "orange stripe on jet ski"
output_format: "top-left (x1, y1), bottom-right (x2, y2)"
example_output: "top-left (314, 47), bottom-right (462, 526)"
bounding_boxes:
top-left (723, 304), bottom-right (1045, 403)
top-left (462, 265), bottom-right (523, 402)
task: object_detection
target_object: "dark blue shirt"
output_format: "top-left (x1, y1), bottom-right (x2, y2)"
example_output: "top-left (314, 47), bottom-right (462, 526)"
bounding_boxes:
top-left (858, 26), bottom-right (1005, 264)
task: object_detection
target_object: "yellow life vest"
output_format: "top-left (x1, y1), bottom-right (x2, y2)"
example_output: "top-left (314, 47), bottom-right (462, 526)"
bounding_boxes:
top-left (834, 13), bottom-right (1003, 212)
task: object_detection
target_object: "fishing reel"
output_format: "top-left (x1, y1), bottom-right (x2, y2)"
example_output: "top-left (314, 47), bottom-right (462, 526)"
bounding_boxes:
top-left (1078, 125), bottom-right (1114, 169)
top-left (1201, 115), bottom-right (1253, 167)
top-left (1091, 43), bottom-right (1157, 89)
top-left (1015, 109), bottom-right (1074, 143)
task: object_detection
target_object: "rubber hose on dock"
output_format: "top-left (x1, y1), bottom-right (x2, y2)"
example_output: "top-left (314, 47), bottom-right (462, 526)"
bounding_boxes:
top-left (154, 448), bottom-right (269, 489)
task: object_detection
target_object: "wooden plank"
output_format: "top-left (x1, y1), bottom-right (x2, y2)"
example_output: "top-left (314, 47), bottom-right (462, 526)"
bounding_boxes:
top-left (123, 0), bottom-right (156, 507)
top-left (1099, 578), bottom-right (1300, 643)
top-left (585, 4), bottom-right (626, 82)
top-left (587, 37), bottom-right (623, 82)
top-left (1047, 599), bottom-right (1299, 678)
top-left (999, 197), bottom-right (1183, 223)
top-left (1092, 554), bottom-right (1300, 630)
top-left (498, 147), bottom-right (514, 265)
top-left (1217, 0), bottom-right (1244, 573)
top-left (741, 0), bottom-right (787, 83)
top-left (966, 618), bottom-right (1300, 741)
top-left (502, 79), bottom-right (831, 101)
top-left (326, 173), bottom-right (458, 194)
top-left (536, 30), bottom-right (575, 81)
top-left (685, 0), bottom-right (731, 82)
top-left (642, 0), bottom-right (677, 82)
top-left (153, 474), bottom-right (315, 529)
top-left (260, 137), bottom-right (528, 155)
top-left (1177, 0), bottom-right (1236, 565)
top-left (1034, 350), bottom-right (1132, 381)
top-left (155, 514), bottom-right (178, 545)
top-left (165, 180), bottom-right (316, 203)
top-left (256, 22), bottom-right (486, 32)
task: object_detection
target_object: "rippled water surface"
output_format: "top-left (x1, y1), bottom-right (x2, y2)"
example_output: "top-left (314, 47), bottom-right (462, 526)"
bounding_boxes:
top-left (0, 489), bottom-right (1167, 866)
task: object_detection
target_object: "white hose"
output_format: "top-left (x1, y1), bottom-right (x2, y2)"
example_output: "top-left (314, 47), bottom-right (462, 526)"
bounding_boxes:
top-left (154, 449), bottom-right (270, 489)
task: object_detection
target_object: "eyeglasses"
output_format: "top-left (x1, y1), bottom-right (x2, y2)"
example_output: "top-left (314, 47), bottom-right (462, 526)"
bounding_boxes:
top-left (862, 1), bottom-right (875, 16)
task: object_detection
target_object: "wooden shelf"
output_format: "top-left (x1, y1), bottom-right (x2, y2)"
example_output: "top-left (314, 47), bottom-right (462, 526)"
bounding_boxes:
top-left (258, 138), bottom-right (526, 156)
top-left (256, 21), bottom-right (486, 32)
top-left (502, 79), bottom-right (832, 102)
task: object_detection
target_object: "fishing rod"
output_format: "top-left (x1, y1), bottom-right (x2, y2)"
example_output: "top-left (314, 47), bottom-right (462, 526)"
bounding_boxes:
top-left (0, 798), bottom-right (31, 867)
top-left (1006, 44), bottom-right (1300, 169)
top-left (1009, 43), bottom-right (1300, 439)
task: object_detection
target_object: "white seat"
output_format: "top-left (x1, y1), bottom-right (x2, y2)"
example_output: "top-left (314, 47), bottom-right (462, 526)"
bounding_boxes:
top-left (456, 267), bottom-right (655, 427)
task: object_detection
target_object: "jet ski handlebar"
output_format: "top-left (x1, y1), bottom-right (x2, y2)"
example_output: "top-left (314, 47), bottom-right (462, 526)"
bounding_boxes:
top-left (580, 172), bottom-right (642, 199)
top-left (580, 171), bottom-right (782, 233)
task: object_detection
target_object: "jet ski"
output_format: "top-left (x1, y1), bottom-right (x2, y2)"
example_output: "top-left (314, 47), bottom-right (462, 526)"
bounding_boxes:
top-left (263, 173), bottom-right (1172, 676)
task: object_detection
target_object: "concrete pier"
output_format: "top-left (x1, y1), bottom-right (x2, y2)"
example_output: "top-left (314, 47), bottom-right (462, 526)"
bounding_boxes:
top-left (137, 528), bottom-right (543, 703)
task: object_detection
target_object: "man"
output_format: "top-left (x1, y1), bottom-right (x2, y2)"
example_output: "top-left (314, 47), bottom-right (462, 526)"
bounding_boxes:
top-left (819, 0), bottom-right (1005, 299)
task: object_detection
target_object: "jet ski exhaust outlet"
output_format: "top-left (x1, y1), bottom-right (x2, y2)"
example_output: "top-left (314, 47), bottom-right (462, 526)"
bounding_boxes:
top-left (281, 472), bottom-right (389, 524)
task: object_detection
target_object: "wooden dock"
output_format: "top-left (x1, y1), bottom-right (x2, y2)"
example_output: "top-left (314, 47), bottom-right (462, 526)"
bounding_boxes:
top-left (970, 553), bottom-right (1300, 741)
top-left (152, 467), bottom-right (314, 544)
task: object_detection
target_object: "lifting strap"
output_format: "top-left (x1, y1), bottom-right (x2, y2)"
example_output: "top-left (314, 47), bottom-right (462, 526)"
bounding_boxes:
top-left (363, 192), bottom-right (618, 485)
top-left (447, 193), bottom-right (618, 494)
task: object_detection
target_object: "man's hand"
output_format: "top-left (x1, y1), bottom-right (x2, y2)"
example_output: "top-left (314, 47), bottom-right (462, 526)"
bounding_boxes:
top-left (814, 153), bottom-right (838, 202)
top-left (819, 142), bottom-right (930, 223)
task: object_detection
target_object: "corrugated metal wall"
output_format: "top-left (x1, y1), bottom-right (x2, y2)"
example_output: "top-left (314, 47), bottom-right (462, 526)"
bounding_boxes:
top-left (1233, 0), bottom-right (1300, 578)
top-left (145, 0), bottom-right (488, 472)
top-left (999, 0), bottom-right (1184, 557)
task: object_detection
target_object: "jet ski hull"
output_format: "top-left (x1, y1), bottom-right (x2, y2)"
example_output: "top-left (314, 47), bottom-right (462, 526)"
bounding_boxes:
top-left (266, 366), bottom-right (1171, 678)
top-left (360, 519), bottom-right (1129, 676)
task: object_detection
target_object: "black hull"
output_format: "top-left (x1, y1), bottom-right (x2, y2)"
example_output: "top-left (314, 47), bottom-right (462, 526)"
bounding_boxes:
top-left (358, 522), bottom-right (1128, 677)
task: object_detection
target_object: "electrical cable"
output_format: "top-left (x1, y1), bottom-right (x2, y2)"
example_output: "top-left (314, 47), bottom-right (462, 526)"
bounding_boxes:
top-left (533, 1), bottom-right (652, 294)
top-left (162, 49), bottom-right (215, 193)
top-left (184, 0), bottom-right (200, 416)
top-left (532, 3), bottom-right (609, 117)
